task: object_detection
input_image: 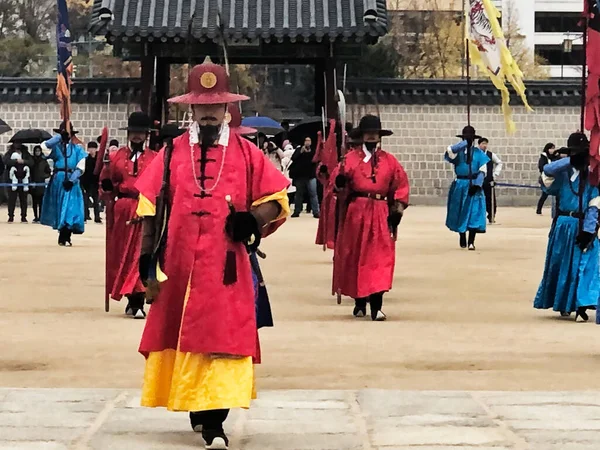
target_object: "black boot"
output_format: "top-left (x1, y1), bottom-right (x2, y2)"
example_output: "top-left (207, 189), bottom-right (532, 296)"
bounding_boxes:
top-left (576, 307), bottom-right (590, 322)
top-left (459, 233), bottom-right (467, 249)
top-left (190, 409), bottom-right (230, 449)
top-left (369, 292), bottom-right (386, 321)
top-left (58, 228), bottom-right (72, 246)
top-left (353, 298), bottom-right (367, 318)
top-left (468, 230), bottom-right (476, 251)
top-left (125, 293), bottom-right (146, 319)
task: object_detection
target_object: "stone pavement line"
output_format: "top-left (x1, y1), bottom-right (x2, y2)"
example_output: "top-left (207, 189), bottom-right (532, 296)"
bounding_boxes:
top-left (70, 391), bottom-right (128, 450)
top-left (471, 392), bottom-right (531, 450)
top-left (347, 391), bottom-right (374, 450)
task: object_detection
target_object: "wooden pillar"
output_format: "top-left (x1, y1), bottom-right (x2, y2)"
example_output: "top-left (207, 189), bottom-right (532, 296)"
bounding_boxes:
top-left (154, 59), bottom-right (170, 125)
top-left (140, 43), bottom-right (155, 114)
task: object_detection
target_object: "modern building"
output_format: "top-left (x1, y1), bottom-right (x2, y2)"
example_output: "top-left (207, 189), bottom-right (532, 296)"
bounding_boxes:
top-left (390, 0), bottom-right (584, 79)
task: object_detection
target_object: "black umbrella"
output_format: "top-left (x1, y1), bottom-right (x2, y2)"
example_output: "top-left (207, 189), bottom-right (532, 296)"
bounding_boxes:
top-left (9, 129), bottom-right (52, 144)
top-left (285, 116), bottom-right (328, 147)
top-left (0, 119), bottom-right (11, 136)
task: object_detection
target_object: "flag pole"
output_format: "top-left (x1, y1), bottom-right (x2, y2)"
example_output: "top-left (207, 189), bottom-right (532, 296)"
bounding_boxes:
top-left (581, 10), bottom-right (588, 133)
top-left (466, 38), bottom-right (471, 126)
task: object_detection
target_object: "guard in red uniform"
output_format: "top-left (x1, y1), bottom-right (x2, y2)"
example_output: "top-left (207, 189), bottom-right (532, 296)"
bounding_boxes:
top-left (315, 121), bottom-right (338, 250)
top-left (100, 112), bottom-right (157, 318)
top-left (333, 115), bottom-right (410, 321)
top-left (135, 58), bottom-right (289, 450)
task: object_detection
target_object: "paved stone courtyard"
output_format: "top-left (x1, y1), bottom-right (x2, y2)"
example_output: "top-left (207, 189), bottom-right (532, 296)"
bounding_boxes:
top-left (2, 389), bottom-right (600, 449)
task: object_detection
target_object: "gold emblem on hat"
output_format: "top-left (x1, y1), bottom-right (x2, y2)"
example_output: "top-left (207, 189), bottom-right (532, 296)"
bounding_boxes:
top-left (224, 112), bottom-right (232, 124)
top-left (200, 72), bottom-right (217, 89)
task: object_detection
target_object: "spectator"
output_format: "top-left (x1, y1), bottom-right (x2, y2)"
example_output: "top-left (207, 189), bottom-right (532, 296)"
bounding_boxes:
top-left (81, 141), bottom-right (102, 223)
top-left (537, 142), bottom-right (558, 215)
top-left (30, 145), bottom-right (51, 223)
top-left (290, 136), bottom-right (320, 218)
top-left (265, 140), bottom-right (285, 171)
top-left (5, 144), bottom-right (32, 223)
top-left (109, 139), bottom-right (119, 148)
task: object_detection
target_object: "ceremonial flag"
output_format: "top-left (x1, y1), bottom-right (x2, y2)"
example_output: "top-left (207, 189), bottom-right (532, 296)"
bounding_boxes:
top-left (584, 0), bottom-right (600, 184)
top-left (467, 0), bottom-right (532, 133)
top-left (56, 0), bottom-right (73, 123)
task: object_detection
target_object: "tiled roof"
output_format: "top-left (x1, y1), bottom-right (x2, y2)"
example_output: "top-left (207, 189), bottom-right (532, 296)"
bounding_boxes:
top-left (90, 0), bottom-right (388, 43)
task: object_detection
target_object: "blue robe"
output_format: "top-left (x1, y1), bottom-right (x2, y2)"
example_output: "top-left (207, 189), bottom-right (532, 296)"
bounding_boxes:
top-left (534, 166), bottom-right (600, 314)
top-left (445, 144), bottom-right (489, 233)
top-left (41, 138), bottom-right (87, 234)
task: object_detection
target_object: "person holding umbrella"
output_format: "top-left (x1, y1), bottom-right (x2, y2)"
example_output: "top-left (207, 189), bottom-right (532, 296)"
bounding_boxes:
top-left (40, 121), bottom-right (87, 246)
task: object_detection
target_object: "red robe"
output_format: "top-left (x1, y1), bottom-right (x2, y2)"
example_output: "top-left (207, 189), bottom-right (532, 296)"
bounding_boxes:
top-left (333, 147), bottom-right (410, 299)
top-left (135, 128), bottom-right (288, 359)
top-left (101, 147), bottom-right (157, 300)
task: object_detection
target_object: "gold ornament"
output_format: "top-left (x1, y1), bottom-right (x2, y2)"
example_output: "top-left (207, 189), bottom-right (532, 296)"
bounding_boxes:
top-left (200, 72), bottom-right (217, 89)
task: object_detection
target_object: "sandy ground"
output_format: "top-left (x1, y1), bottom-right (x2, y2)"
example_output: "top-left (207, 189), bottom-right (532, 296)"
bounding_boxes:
top-left (1, 206), bottom-right (600, 391)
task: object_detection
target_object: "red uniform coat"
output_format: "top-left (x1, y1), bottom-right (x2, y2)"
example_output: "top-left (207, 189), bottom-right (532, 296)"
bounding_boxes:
top-left (135, 128), bottom-right (288, 359)
top-left (101, 147), bottom-right (157, 300)
top-left (315, 164), bottom-right (337, 250)
top-left (333, 147), bottom-right (410, 299)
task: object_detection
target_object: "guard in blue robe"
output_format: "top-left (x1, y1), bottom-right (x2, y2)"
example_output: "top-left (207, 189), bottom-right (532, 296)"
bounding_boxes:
top-left (534, 132), bottom-right (600, 321)
top-left (445, 126), bottom-right (490, 250)
top-left (41, 122), bottom-right (87, 246)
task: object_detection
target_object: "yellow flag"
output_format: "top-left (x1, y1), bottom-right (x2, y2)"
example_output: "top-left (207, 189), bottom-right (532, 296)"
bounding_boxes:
top-left (467, 0), bottom-right (533, 133)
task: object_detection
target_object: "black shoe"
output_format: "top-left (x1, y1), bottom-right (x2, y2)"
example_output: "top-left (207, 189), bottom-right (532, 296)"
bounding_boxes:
top-left (536, 210), bottom-right (542, 215)
top-left (576, 307), bottom-right (589, 322)
top-left (468, 243), bottom-right (476, 251)
top-left (353, 305), bottom-right (366, 318)
top-left (313, 213), bottom-right (320, 219)
top-left (202, 429), bottom-right (229, 449)
top-left (291, 213), bottom-right (300, 218)
top-left (459, 234), bottom-right (467, 249)
top-left (372, 310), bottom-right (387, 321)
top-left (33, 218), bottom-right (40, 223)
top-left (85, 216), bottom-right (91, 221)
top-left (95, 218), bottom-right (102, 224)
top-left (21, 218), bottom-right (28, 223)
top-left (8, 217), bottom-right (14, 223)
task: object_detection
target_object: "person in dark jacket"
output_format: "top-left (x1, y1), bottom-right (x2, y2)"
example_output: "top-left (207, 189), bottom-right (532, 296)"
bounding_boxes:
top-left (30, 145), bottom-right (51, 223)
top-left (290, 136), bottom-right (320, 218)
top-left (537, 143), bottom-right (557, 215)
top-left (4, 144), bottom-right (33, 222)
top-left (81, 141), bottom-right (101, 223)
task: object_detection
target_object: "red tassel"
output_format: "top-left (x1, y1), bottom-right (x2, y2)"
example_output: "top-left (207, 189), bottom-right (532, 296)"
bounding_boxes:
top-left (223, 250), bottom-right (237, 285)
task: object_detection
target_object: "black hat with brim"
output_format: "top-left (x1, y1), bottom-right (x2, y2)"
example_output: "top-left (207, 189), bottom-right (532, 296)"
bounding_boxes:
top-left (557, 132), bottom-right (590, 155)
top-left (349, 114), bottom-right (393, 140)
top-left (53, 121), bottom-right (79, 135)
top-left (456, 125), bottom-right (482, 140)
top-left (119, 111), bottom-right (154, 132)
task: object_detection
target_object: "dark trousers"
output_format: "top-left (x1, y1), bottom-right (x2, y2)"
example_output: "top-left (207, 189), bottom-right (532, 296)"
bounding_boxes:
top-left (84, 185), bottom-right (100, 221)
top-left (190, 409), bottom-right (229, 430)
top-left (293, 177), bottom-right (320, 216)
top-left (8, 188), bottom-right (27, 220)
top-left (483, 183), bottom-right (496, 222)
top-left (537, 192), bottom-right (549, 213)
top-left (31, 193), bottom-right (44, 220)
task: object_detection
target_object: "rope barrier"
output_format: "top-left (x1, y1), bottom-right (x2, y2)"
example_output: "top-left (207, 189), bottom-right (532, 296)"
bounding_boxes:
top-left (0, 183), bottom-right (48, 187)
top-left (496, 182), bottom-right (540, 190)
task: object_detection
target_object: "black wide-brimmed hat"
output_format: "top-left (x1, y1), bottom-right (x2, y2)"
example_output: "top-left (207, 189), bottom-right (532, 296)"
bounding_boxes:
top-left (349, 115), bottom-right (393, 139)
top-left (159, 123), bottom-right (186, 140)
top-left (53, 120), bottom-right (79, 135)
top-left (557, 131), bottom-right (590, 155)
top-left (456, 125), bottom-right (481, 140)
top-left (120, 111), bottom-right (153, 132)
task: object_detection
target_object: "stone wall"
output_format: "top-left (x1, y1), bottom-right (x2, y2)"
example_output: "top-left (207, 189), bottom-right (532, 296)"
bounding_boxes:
top-left (349, 104), bottom-right (581, 206)
top-left (0, 103), bottom-right (137, 150)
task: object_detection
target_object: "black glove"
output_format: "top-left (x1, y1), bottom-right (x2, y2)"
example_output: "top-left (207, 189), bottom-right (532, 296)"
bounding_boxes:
top-left (63, 180), bottom-right (74, 191)
top-left (570, 152), bottom-right (588, 170)
top-left (226, 211), bottom-right (261, 251)
top-left (387, 211), bottom-right (403, 230)
top-left (468, 185), bottom-right (482, 197)
top-left (101, 179), bottom-right (114, 192)
top-left (60, 131), bottom-right (70, 143)
top-left (139, 253), bottom-right (152, 284)
top-left (576, 231), bottom-right (595, 251)
top-left (319, 165), bottom-right (329, 175)
top-left (335, 174), bottom-right (348, 189)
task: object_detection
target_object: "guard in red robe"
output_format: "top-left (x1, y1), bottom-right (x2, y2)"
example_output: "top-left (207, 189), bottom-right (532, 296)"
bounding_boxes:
top-left (315, 121), bottom-right (338, 250)
top-left (100, 112), bottom-right (157, 318)
top-left (333, 115), bottom-right (410, 321)
top-left (135, 58), bottom-right (289, 450)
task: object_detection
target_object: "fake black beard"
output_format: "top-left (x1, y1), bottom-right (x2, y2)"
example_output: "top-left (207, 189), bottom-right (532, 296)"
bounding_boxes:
top-left (199, 124), bottom-right (221, 151)
top-left (364, 142), bottom-right (378, 152)
top-left (130, 141), bottom-right (144, 152)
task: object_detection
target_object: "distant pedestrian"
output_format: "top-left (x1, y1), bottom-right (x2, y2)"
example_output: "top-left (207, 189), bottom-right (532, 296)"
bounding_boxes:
top-left (30, 145), bottom-right (51, 223)
top-left (478, 138), bottom-right (503, 223)
top-left (536, 143), bottom-right (558, 215)
top-left (290, 137), bottom-right (320, 218)
top-left (81, 141), bottom-right (102, 223)
top-left (4, 144), bottom-right (33, 223)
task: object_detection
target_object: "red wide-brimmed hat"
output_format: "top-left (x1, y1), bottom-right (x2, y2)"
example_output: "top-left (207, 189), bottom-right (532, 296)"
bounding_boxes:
top-left (168, 57), bottom-right (249, 105)
top-left (227, 103), bottom-right (257, 135)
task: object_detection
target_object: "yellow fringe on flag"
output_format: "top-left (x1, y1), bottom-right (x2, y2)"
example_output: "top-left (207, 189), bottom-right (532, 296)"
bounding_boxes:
top-left (468, 0), bottom-right (533, 133)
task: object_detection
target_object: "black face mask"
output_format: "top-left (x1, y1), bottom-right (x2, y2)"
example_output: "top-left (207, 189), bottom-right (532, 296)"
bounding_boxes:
top-left (199, 124), bottom-right (221, 151)
top-left (364, 142), bottom-right (378, 152)
top-left (130, 141), bottom-right (144, 152)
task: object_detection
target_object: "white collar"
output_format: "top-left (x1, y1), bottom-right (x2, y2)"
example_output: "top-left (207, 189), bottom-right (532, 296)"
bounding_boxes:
top-left (571, 168), bottom-right (580, 183)
top-left (362, 144), bottom-right (372, 163)
top-left (189, 122), bottom-right (230, 147)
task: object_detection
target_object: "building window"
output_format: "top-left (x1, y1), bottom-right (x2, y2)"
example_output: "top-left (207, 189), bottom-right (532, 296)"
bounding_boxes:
top-left (535, 12), bottom-right (582, 33)
top-left (535, 45), bottom-right (583, 66)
